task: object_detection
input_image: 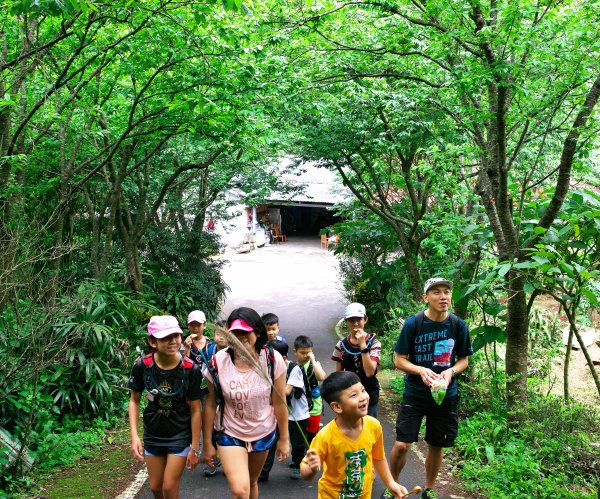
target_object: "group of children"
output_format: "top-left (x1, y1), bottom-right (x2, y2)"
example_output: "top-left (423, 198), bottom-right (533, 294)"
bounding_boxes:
top-left (128, 303), bottom-right (408, 499)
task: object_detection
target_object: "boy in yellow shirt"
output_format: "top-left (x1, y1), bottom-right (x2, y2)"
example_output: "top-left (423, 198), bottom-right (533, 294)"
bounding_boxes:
top-left (300, 371), bottom-right (408, 498)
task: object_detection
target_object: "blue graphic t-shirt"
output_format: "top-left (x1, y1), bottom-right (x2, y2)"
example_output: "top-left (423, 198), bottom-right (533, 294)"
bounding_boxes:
top-left (394, 313), bottom-right (473, 397)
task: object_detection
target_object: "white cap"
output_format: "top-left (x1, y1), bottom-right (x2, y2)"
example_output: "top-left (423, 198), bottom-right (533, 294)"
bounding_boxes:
top-left (187, 310), bottom-right (206, 324)
top-left (423, 278), bottom-right (453, 294)
top-left (343, 302), bottom-right (366, 319)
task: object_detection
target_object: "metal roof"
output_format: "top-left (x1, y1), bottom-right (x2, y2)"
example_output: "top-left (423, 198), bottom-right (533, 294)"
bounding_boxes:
top-left (266, 160), bottom-right (350, 206)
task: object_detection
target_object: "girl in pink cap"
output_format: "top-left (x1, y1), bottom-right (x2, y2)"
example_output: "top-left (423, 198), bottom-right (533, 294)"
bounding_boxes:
top-left (202, 307), bottom-right (290, 499)
top-left (128, 315), bottom-right (203, 498)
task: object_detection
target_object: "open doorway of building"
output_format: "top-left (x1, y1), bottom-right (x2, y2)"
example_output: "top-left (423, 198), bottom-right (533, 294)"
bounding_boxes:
top-left (278, 205), bottom-right (340, 236)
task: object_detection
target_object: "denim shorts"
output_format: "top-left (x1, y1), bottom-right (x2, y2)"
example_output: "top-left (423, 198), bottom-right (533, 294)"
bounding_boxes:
top-left (144, 445), bottom-right (190, 457)
top-left (215, 429), bottom-right (277, 453)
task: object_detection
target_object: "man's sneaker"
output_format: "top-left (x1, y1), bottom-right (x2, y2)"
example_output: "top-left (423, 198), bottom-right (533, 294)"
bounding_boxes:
top-left (421, 489), bottom-right (438, 499)
top-left (203, 457), bottom-right (221, 477)
top-left (290, 467), bottom-right (301, 479)
top-left (379, 489), bottom-right (394, 498)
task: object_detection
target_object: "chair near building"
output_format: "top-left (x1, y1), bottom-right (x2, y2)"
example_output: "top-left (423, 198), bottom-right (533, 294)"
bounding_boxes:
top-left (272, 224), bottom-right (286, 243)
top-left (320, 234), bottom-right (328, 249)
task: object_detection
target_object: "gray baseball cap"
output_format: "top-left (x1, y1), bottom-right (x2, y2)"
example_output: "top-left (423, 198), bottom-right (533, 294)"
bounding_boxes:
top-left (423, 277), bottom-right (453, 294)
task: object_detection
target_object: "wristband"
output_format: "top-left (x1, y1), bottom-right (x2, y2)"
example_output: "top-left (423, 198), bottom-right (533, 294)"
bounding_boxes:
top-left (190, 446), bottom-right (201, 457)
top-left (451, 368), bottom-right (457, 378)
top-left (361, 348), bottom-right (369, 354)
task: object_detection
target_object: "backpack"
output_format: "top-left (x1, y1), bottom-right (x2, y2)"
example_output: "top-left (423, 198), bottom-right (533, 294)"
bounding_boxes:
top-left (192, 341), bottom-right (217, 367)
top-left (208, 344), bottom-right (276, 427)
top-left (141, 352), bottom-right (195, 399)
top-left (286, 361), bottom-right (314, 412)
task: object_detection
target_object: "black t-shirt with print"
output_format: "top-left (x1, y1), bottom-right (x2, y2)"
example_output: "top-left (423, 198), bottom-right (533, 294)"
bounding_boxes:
top-left (128, 355), bottom-right (202, 448)
top-left (394, 313), bottom-right (473, 398)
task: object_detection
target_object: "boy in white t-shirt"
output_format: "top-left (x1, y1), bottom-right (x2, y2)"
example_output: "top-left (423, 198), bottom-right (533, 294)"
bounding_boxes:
top-left (260, 339), bottom-right (310, 480)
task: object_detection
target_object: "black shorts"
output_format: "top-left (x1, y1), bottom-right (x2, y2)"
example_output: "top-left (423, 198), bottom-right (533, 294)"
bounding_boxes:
top-left (395, 394), bottom-right (458, 448)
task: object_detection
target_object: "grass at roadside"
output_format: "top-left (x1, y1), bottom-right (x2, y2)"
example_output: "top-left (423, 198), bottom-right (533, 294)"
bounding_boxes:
top-left (382, 367), bottom-right (600, 498)
top-left (23, 420), bottom-right (143, 499)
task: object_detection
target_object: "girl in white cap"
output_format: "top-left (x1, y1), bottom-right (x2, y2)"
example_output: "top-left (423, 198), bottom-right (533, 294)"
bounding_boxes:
top-left (128, 315), bottom-right (203, 498)
top-left (332, 302), bottom-right (382, 417)
top-left (183, 310), bottom-right (215, 404)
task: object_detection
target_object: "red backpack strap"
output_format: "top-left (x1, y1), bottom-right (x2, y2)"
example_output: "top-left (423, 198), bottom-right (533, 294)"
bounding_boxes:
top-left (181, 355), bottom-right (195, 369)
top-left (142, 353), bottom-right (154, 367)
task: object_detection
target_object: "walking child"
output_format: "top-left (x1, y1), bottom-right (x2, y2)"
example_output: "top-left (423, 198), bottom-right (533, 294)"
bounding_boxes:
top-left (300, 371), bottom-right (408, 498)
top-left (203, 320), bottom-right (228, 478)
top-left (128, 315), bottom-right (202, 499)
top-left (293, 335), bottom-right (326, 443)
top-left (259, 338), bottom-right (312, 480)
top-left (332, 303), bottom-right (382, 417)
top-left (202, 307), bottom-right (289, 499)
top-left (212, 320), bottom-right (229, 352)
top-left (262, 312), bottom-right (287, 343)
top-left (183, 310), bottom-right (215, 404)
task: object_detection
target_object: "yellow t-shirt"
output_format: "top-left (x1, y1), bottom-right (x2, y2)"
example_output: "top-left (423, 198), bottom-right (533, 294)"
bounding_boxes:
top-left (303, 415), bottom-right (385, 499)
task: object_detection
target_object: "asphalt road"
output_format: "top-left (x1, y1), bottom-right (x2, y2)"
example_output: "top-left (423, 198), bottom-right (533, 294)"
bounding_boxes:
top-left (136, 236), bottom-right (428, 498)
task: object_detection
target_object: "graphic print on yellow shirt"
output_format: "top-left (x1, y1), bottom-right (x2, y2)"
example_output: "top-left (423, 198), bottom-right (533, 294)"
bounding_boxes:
top-left (302, 415), bottom-right (385, 499)
top-left (341, 448), bottom-right (367, 498)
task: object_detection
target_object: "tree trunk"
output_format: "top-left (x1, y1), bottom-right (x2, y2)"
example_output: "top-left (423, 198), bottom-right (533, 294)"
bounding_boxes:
top-left (563, 305), bottom-right (600, 399)
top-left (564, 327), bottom-right (574, 401)
top-left (116, 209), bottom-right (143, 292)
top-left (404, 248), bottom-right (422, 302)
top-left (572, 326), bottom-right (600, 398)
top-left (121, 237), bottom-right (143, 292)
top-left (504, 270), bottom-right (529, 423)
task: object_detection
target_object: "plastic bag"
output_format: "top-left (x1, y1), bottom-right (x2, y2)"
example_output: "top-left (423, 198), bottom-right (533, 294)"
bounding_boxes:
top-left (430, 379), bottom-right (447, 405)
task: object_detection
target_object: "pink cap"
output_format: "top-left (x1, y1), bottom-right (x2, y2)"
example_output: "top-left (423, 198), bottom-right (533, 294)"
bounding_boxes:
top-left (147, 315), bottom-right (183, 339)
top-left (187, 310), bottom-right (206, 324)
top-left (228, 318), bottom-right (253, 333)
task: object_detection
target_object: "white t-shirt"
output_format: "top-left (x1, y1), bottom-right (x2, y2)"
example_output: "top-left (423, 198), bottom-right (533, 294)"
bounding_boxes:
top-left (287, 363), bottom-right (310, 421)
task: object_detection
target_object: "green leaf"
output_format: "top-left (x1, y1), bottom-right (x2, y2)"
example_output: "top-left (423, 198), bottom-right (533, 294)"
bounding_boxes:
top-left (583, 288), bottom-right (599, 306)
top-left (497, 263), bottom-right (511, 277)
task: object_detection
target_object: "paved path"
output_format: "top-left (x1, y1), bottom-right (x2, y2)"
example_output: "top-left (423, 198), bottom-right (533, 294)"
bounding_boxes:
top-left (136, 236), bottom-right (427, 498)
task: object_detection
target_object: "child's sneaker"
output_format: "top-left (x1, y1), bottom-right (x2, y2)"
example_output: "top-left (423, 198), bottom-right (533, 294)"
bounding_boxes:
top-left (290, 467), bottom-right (301, 479)
top-left (421, 489), bottom-right (438, 499)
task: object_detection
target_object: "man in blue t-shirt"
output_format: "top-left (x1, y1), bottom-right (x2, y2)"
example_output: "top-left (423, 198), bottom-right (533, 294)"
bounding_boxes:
top-left (387, 278), bottom-right (473, 499)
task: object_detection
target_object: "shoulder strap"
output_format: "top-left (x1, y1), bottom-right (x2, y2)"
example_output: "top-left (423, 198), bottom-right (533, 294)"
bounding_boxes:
top-left (142, 352), bottom-right (154, 367)
top-left (265, 344), bottom-right (276, 386)
top-left (207, 352), bottom-right (226, 426)
top-left (305, 362), bottom-right (317, 389)
top-left (415, 310), bottom-right (425, 336)
top-left (449, 313), bottom-right (459, 336)
top-left (181, 355), bottom-right (195, 369)
top-left (286, 360), bottom-right (296, 378)
top-left (206, 341), bottom-right (217, 358)
top-left (299, 364), bottom-right (312, 399)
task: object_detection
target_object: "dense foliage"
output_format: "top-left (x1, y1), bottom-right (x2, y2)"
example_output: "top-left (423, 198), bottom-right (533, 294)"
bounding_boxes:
top-left (1, 0), bottom-right (599, 496)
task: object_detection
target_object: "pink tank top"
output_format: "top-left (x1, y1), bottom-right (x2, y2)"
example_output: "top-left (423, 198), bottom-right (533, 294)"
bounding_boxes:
top-left (208, 348), bottom-right (285, 441)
